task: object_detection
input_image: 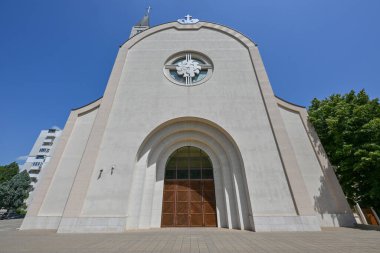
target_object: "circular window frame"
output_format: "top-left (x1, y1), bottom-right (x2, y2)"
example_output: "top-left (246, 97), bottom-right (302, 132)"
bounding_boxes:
top-left (163, 51), bottom-right (214, 87)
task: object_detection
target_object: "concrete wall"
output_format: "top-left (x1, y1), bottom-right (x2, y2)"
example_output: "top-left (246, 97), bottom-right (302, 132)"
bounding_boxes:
top-left (276, 98), bottom-right (355, 227)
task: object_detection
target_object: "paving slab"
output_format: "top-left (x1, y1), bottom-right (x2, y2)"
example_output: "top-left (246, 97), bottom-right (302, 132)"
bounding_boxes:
top-left (0, 219), bottom-right (379, 253)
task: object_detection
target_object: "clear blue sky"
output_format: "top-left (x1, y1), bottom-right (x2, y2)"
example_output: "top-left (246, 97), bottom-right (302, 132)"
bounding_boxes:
top-left (1, 0), bottom-right (379, 165)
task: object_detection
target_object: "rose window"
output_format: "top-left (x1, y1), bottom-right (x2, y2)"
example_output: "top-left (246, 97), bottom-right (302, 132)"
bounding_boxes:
top-left (164, 52), bottom-right (213, 86)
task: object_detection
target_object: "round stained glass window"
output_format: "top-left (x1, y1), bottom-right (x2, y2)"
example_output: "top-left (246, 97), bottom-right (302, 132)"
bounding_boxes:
top-left (164, 52), bottom-right (213, 86)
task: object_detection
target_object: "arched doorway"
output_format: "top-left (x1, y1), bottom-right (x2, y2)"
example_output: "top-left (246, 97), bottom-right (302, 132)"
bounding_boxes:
top-left (161, 146), bottom-right (217, 227)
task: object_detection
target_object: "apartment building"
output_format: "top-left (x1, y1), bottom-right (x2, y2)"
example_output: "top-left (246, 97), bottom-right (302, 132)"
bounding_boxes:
top-left (22, 128), bottom-right (62, 192)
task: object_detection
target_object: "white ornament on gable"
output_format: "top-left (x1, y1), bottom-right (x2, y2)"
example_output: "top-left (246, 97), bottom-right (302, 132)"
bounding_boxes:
top-left (164, 52), bottom-right (213, 86)
top-left (176, 54), bottom-right (201, 79)
top-left (177, 14), bottom-right (199, 24)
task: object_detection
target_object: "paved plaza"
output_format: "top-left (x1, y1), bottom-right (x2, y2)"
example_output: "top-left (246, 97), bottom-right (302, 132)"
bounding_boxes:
top-left (0, 219), bottom-right (379, 253)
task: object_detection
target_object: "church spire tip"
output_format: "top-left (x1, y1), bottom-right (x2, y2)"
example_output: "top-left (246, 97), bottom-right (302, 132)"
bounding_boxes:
top-left (130, 7), bottom-right (151, 38)
top-left (146, 6), bottom-right (151, 16)
top-left (135, 6), bottom-right (151, 27)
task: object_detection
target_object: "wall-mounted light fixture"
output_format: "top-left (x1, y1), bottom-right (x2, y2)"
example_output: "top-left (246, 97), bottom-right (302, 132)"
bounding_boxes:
top-left (98, 169), bottom-right (103, 179)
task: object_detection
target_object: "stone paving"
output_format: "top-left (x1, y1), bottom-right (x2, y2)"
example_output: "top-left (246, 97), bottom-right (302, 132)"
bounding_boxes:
top-left (0, 219), bottom-right (379, 253)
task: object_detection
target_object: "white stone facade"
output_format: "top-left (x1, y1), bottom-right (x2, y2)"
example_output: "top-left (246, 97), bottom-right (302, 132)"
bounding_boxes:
top-left (21, 21), bottom-right (355, 232)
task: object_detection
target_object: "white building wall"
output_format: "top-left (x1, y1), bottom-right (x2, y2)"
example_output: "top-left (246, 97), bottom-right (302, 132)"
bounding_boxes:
top-left (21, 22), bottom-right (354, 233)
top-left (81, 28), bottom-right (296, 222)
top-left (39, 108), bottom-right (98, 216)
top-left (278, 105), bottom-right (355, 227)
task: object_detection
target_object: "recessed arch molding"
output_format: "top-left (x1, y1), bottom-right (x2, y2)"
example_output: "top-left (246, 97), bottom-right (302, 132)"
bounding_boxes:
top-left (127, 117), bottom-right (254, 230)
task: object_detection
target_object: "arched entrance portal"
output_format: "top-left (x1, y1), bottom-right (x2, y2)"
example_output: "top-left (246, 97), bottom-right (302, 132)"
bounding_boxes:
top-left (161, 146), bottom-right (217, 227)
top-left (128, 117), bottom-right (253, 230)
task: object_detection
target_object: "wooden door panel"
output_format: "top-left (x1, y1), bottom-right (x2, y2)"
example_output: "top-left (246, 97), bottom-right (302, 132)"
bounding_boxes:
top-left (162, 214), bottom-right (174, 226)
top-left (176, 202), bottom-right (188, 214)
top-left (177, 191), bottom-right (188, 201)
top-left (204, 214), bottom-right (217, 226)
top-left (164, 181), bottom-right (176, 191)
top-left (191, 214), bottom-right (203, 226)
top-left (190, 181), bottom-right (202, 190)
top-left (203, 181), bottom-right (214, 190)
top-left (190, 191), bottom-right (202, 202)
top-left (162, 202), bottom-right (174, 214)
top-left (191, 202), bottom-right (202, 213)
top-left (204, 202), bottom-right (216, 214)
top-left (163, 191), bottom-right (175, 202)
top-left (161, 179), bottom-right (217, 227)
top-left (177, 181), bottom-right (189, 190)
top-left (203, 190), bottom-right (215, 202)
top-left (176, 214), bottom-right (189, 226)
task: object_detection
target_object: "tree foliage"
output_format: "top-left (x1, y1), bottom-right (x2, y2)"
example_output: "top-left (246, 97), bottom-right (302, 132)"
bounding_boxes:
top-left (0, 162), bottom-right (18, 184)
top-left (308, 90), bottom-right (380, 211)
top-left (0, 170), bottom-right (31, 212)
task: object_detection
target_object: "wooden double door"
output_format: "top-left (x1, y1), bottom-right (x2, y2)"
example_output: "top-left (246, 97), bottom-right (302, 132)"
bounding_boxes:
top-left (161, 179), bottom-right (217, 227)
top-left (161, 146), bottom-right (217, 227)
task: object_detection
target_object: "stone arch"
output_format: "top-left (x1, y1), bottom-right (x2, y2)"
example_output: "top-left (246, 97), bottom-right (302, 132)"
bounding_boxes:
top-left (126, 117), bottom-right (253, 231)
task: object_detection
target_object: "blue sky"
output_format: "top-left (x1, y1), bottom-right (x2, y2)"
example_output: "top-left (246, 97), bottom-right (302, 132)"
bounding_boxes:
top-left (0, 0), bottom-right (379, 165)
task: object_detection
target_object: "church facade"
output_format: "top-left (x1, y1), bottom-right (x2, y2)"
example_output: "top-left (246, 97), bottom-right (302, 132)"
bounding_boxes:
top-left (21, 14), bottom-right (355, 232)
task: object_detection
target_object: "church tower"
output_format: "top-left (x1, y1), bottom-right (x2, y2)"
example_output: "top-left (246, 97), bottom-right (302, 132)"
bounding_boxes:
top-left (129, 7), bottom-right (150, 38)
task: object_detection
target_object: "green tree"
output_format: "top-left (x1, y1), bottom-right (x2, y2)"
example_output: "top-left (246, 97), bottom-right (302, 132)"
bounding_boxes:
top-left (308, 89), bottom-right (380, 212)
top-left (0, 170), bottom-right (31, 213)
top-left (0, 162), bottom-right (19, 184)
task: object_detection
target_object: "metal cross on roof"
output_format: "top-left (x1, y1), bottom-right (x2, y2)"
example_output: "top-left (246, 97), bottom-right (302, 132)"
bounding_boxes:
top-left (177, 14), bottom-right (199, 24)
